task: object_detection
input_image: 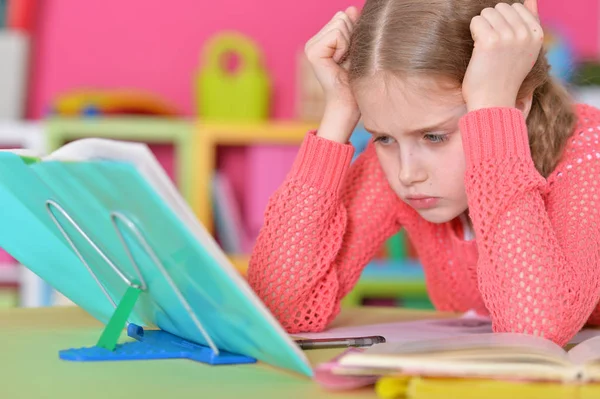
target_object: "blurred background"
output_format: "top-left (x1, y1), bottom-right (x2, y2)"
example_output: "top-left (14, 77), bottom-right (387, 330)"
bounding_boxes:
top-left (0, 0), bottom-right (598, 311)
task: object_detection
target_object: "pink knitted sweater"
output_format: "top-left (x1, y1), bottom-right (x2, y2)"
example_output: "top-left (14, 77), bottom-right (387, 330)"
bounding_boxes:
top-left (248, 104), bottom-right (600, 346)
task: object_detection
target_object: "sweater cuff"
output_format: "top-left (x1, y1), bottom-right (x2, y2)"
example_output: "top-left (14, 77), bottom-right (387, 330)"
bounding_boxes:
top-left (289, 130), bottom-right (355, 192)
top-left (459, 107), bottom-right (531, 165)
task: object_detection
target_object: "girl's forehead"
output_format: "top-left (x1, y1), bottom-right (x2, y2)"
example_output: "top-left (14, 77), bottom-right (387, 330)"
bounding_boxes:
top-left (353, 73), bottom-right (464, 103)
top-left (355, 81), bottom-right (467, 135)
top-left (356, 76), bottom-right (465, 119)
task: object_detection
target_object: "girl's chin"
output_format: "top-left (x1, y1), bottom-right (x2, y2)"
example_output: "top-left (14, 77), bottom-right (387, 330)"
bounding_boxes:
top-left (414, 206), bottom-right (466, 224)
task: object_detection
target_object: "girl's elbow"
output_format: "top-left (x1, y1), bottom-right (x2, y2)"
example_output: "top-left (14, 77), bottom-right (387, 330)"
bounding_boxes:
top-left (491, 315), bottom-right (577, 347)
top-left (274, 306), bottom-right (334, 334)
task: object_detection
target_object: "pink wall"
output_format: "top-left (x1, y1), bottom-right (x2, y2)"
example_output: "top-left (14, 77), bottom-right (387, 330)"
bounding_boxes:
top-left (27, 0), bottom-right (599, 120)
top-left (28, 0), bottom-right (365, 119)
top-left (539, 0), bottom-right (598, 60)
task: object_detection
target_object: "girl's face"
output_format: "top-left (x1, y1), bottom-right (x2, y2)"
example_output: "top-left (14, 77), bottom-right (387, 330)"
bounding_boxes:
top-left (354, 74), bottom-right (469, 224)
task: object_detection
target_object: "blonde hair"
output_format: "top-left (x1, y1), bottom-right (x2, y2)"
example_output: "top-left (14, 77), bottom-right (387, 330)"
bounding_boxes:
top-left (348, 0), bottom-right (576, 178)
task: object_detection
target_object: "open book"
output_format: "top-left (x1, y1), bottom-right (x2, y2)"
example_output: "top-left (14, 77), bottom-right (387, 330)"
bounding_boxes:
top-left (335, 332), bottom-right (600, 383)
top-left (0, 138), bottom-right (312, 377)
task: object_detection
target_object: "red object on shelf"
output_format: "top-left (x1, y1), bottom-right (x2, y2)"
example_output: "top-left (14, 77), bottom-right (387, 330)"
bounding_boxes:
top-left (374, 243), bottom-right (387, 259)
top-left (406, 237), bottom-right (418, 259)
top-left (7, 0), bottom-right (35, 33)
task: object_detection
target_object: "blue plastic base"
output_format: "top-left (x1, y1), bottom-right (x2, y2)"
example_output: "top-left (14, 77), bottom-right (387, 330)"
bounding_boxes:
top-left (59, 323), bottom-right (257, 365)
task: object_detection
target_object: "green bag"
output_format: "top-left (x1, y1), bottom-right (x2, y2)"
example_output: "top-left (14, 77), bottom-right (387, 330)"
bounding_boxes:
top-left (196, 32), bottom-right (271, 121)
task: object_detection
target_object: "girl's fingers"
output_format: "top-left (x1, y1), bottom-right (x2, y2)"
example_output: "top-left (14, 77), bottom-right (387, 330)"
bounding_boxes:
top-left (311, 10), bottom-right (352, 44)
top-left (337, 11), bottom-right (355, 37)
top-left (470, 15), bottom-right (495, 43)
top-left (523, 0), bottom-right (539, 20)
top-left (495, 3), bottom-right (530, 39)
top-left (345, 6), bottom-right (360, 24)
top-left (512, 2), bottom-right (543, 37)
top-left (494, 3), bottom-right (526, 28)
top-left (323, 20), bottom-right (351, 45)
top-left (328, 29), bottom-right (350, 63)
top-left (306, 8), bottom-right (359, 65)
top-left (480, 6), bottom-right (513, 36)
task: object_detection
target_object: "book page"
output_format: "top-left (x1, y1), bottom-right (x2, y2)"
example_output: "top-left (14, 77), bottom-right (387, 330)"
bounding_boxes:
top-left (568, 336), bottom-right (600, 365)
top-left (358, 333), bottom-right (570, 364)
top-left (0, 148), bottom-right (41, 157)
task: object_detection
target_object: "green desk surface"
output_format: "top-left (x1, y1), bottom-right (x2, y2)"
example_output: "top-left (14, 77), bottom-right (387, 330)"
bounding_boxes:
top-left (0, 306), bottom-right (454, 399)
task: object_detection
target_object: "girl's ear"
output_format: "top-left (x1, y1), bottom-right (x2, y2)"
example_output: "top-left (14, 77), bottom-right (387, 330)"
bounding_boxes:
top-left (516, 93), bottom-right (534, 119)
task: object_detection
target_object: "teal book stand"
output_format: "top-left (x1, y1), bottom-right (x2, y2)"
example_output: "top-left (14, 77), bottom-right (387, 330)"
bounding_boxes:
top-left (0, 138), bottom-right (312, 377)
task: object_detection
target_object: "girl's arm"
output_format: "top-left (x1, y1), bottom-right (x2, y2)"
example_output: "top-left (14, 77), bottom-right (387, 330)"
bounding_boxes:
top-left (247, 131), bottom-right (411, 333)
top-left (461, 106), bottom-right (600, 346)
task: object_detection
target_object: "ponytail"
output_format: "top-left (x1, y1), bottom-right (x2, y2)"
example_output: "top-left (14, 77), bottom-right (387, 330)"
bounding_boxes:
top-left (527, 78), bottom-right (576, 178)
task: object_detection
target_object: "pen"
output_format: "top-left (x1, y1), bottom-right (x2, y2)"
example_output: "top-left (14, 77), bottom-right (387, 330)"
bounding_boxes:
top-left (295, 335), bottom-right (386, 350)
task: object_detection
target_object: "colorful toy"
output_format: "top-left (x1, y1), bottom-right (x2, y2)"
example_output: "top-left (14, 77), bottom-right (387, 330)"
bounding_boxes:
top-left (195, 31), bottom-right (271, 121)
top-left (49, 89), bottom-right (180, 117)
top-left (543, 26), bottom-right (574, 83)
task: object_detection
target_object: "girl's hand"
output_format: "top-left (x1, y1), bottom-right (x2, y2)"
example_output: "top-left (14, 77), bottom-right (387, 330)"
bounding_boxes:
top-left (462, 0), bottom-right (543, 112)
top-left (305, 6), bottom-right (362, 143)
top-left (305, 6), bottom-right (360, 111)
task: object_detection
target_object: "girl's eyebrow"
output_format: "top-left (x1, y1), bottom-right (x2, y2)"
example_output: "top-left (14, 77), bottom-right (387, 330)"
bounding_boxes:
top-left (364, 115), bottom-right (458, 136)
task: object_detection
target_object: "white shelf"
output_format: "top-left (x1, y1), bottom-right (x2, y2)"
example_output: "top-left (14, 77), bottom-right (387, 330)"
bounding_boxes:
top-left (0, 32), bottom-right (29, 119)
top-left (0, 120), bottom-right (45, 151)
top-left (571, 86), bottom-right (600, 109)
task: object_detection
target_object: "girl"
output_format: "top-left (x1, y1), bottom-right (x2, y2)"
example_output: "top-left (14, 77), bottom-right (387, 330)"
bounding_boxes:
top-left (248, 0), bottom-right (600, 346)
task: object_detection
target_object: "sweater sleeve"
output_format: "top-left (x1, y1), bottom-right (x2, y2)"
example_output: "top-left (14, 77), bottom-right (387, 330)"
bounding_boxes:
top-left (460, 107), bottom-right (600, 346)
top-left (247, 131), bottom-right (410, 333)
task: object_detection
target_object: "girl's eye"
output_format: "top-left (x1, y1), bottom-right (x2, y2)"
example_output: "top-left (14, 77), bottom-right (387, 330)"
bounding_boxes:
top-left (424, 133), bottom-right (449, 143)
top-left (373, 135), bottom-right (396, 145)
